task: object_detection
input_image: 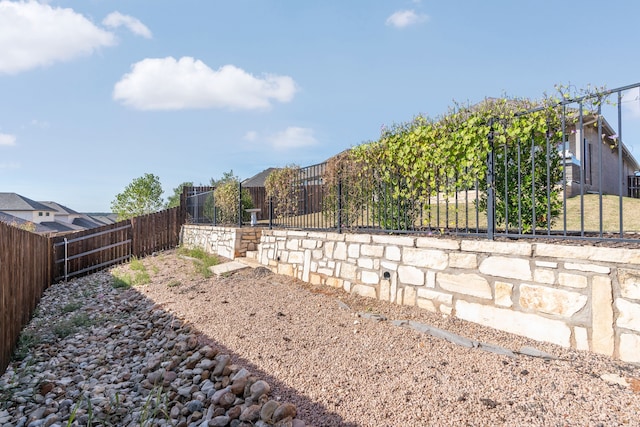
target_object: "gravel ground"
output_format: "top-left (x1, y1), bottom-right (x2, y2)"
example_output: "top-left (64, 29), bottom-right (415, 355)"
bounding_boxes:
top-left (3, 249), bottom-right (640, 426)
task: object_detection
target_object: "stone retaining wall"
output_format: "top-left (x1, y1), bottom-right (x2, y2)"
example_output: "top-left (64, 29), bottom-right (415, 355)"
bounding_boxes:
top-left (256, 230), bottom-right (640, 364)
top-left (180, 225), bottom-right (261, 259)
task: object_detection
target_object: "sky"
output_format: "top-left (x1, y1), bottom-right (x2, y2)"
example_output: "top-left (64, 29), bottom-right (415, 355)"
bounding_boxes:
top-left (2, 0), bottom-right (640, 212)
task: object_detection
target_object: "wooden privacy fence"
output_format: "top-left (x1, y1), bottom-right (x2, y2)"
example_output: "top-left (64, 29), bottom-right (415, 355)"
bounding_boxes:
top-left (1, 206), bottom-right (185, 374)
top-left (51, 206), bottom-right (184, 282)
top-left (0, 222), bottom-right (52, 375)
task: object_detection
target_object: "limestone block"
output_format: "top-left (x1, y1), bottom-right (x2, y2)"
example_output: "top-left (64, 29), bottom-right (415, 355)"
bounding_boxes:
top-left (417, 288), bottom-right (453, 305)
top-left (438, 273), bottom-right (492, 299)
top-left (285, 239), bottom-right (299, 251)
top-left (615, 298), bottom-right (640, 332)
top-left (592, 276), bottom-right (614, 356)
top-left (574, 327), bottom-right (589, 351)
top-left (403, 248), bottom-right (448, 270)
top-left (385, 246), bottom-right (402, 262)
top-left (415, 237), bottom-right (460, 250)
top-left (361, 271), bottom-right (379, 285)
top-left (403, 286), bottom-right (416, 306)
top-left (479, 256), bottom-right (532, 281)
top-left (326, 277), bottom-right (343, 289)
top-left (416, 298), bottom-right (437, 312)
top-left (372, 235), bottom-right (414, 246)
top-left (302, 250), bottom-right (311, 282)
top-left (288, 251), bottom-right (304, 264)
top-left (347, 244), bottom-right (360, 258)
top-left (352, 284), bottom-right (377, 299)
top-left (441, 305), bottom-right (453, 315)
top-left (345, 233), bottom-right (371, 243)
top-left (324, 241), bottom-right (335, 258)
top-left (317, 267), bottom-right (334, 276)
top-left (455, 300), bottom-right (571, 347)
top-left (312, 249), bottom-right (323, 259)
top-left (426, 271), bottom-right (436, 288)
top-left (361, 244), bottom-right (384, 258)
top-left (519, 284), bottom-right (587, 317)
top-left (494, 281), bottom-right (513, 307)
top-left (533, 269), bottom-right (555, 285)
top-left (302, 239), bottom-right (318, 249)
top-left (536, 243), bottom-right (640, 264)
top-left (461, 240), bottom-right (532, 256)
top-left (398, 266), bottom-right (425, 286)
top-left (618, 269), bottom-right (640, 300)
top-left (357, 258), bottom-right (374, 269)
top-left (334, 242), bottom-right (348, 260)
top-left (564, 263), bottom-right (610, 274)
top-left (380, 279), bottom-right (391, 302)
top-left (277, 264), bottom-right (294, 277)
top-left (309, 273), bottom-right (322, 285)
top-left (381, 261), bottom-right (398, 272)
top-left (558, 273), bottom-right (587, 289)
top-left (619, 333), bottom-right (640, 363)
top-left (343, 281), bottom-right (351, 292)
top-left (307, 231), bottom-right (327, 240)
top-left (339, 263), bottom-right (357, 281)
top-left (449, 253), bottom-right (478, 269)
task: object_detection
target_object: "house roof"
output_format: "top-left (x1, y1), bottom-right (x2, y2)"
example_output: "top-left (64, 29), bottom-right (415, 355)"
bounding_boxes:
top-left (242, 167), bottom-right (278, 187)
top-left (0, 211), bottom-right (57, 233)
top-left (0, 192), bottom-right (55, 212)
top-left (72, 215), bottom-right (104, 229)
top-left (39, 201), bottom-right (79, 215)
top-left (40, 220), bottom-right (85, 233)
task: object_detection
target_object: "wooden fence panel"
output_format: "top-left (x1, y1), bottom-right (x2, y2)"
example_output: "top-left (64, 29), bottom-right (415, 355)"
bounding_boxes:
top-left (0, 222), bottom-right (51, 374)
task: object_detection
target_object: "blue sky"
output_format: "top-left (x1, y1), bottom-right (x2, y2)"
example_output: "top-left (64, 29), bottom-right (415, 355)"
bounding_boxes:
top-left (2, 0), bottom-right (640, 212)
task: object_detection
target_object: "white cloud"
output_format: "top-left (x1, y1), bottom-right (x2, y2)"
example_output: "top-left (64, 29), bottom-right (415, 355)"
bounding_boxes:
top-left (269, 127), bottom-right (317, 150)
top-left (244, 131), bottom-right (258, 141)
top-left (103, 11), bottom-right (152, 39)
top-left (113, 57), bottom-right (298, 111)
top-left (622, 87), bottom-right (640, 118)
top-left (0, 133), bottom-right (16, 146)
top-left (0, 0), bottom-right (116, 74)
top-left (385, 9), bottom-right (429, 29)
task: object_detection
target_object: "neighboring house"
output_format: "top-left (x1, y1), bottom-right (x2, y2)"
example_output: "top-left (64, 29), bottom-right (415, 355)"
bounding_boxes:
top-left (0, 193), bottom-right (56, 224)
top-left (563, 114), bottom-right (640, 197)
top-left (0, 192), bottom-right (108, 235)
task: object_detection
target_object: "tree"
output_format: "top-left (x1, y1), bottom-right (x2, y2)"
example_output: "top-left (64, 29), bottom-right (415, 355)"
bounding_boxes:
top-left (166, 181), bottom-right (194, 208)
top-left (111, 173), bottom-right (164, 220)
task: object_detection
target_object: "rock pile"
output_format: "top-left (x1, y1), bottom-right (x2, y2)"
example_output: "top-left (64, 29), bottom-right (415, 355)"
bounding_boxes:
top-left (0, 272), bottom-right (304, 427)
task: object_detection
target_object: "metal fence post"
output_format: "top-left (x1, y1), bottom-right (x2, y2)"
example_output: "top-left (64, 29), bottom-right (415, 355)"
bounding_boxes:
top-left (486, 120), bottom-right (495, 240)
top-left (269, 196), bottom-right (273, 230)
top-left (238, 181), bottom-right (243, 228)
top-left (337, 178), bottom-right (343, 234)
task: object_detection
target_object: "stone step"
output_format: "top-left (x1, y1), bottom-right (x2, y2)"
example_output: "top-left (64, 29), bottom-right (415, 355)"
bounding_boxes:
top-left (245, 250), bottom-right (258, 260)
top-left (236, 256), bottom-right (262, 269)
top-left (208, 261), bottom-right (249, 276)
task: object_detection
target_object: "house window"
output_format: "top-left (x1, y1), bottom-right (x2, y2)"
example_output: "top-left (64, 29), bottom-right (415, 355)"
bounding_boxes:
top-left (46, 212), bottom-right (50, 216)
top-left (38, 212), bottom-right (43, 216)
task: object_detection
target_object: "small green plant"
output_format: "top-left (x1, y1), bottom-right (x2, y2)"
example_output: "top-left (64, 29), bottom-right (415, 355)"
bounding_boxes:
top-left (177, 246), bottom-right (220, 278)
top-left (71, 312), bottom-right (93, 328)
top-left (52, 321), bottom-right (75, 339)
top-left (61, 301), bottom-right (82, 313)
top-left (140, 386), bottom-right (170, 426)
top-left (167, 280), bottom-right (181, 288)
top-left (12, 329), bottom-right (41, 361)
top-left (111, 258), bottom-right (151, 287)
top-left (112, 276), bottom-right (131, 289)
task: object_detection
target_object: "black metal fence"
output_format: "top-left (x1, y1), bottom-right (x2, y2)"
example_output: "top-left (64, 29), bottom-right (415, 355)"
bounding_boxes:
top-left (186, 83), bottom-right (640, 243)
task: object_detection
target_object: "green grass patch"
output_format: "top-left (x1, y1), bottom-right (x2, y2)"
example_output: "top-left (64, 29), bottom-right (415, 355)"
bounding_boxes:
top-left (111, 257), bottom-right (152, 288)
top-left (61, 301), bottom-right (82, 313)
top-left (177, 246), bottom-right (220, 278)
top-left (12, 329), bottom-right (41, 361)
